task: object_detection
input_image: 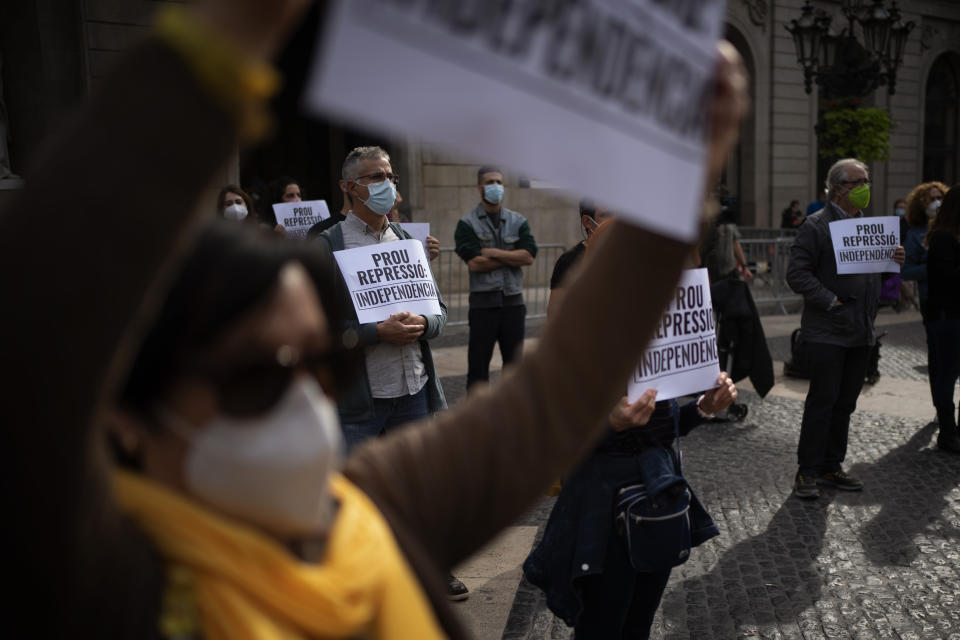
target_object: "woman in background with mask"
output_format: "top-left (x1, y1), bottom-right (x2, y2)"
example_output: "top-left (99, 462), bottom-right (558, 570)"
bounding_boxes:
top-left (902, 181), bottom-right (955, 449)
top-left (217, 184), bottom-right (258, 224)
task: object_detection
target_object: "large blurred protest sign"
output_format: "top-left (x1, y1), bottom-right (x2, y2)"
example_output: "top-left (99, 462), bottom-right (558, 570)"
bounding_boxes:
top-left (627, 268), bottom-right (719, 401)
top-left (272, 200), bottom-right (330, 239)
top-left (306, 0), bottom-right (726, 242)
top-left (829, 217), bottom-right (901, 275)
top-left (334, 239), bottom-right (442, 323)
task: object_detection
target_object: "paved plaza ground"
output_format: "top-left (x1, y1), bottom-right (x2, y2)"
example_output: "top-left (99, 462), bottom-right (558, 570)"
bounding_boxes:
top-left (436, 310), bottom-right (960, 640)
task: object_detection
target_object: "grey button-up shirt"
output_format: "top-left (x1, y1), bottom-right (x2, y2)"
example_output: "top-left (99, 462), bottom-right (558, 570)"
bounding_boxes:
top-left (341, 213), bottom-right (427, 398)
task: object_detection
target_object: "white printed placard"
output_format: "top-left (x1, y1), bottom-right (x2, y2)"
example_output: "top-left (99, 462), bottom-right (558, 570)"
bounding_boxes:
top-left (829, 216), bottom-right (900, 274)
top-left (399, 222), bottom-right (430, 253)
top-left (306, 0), bottom-right (725, 242)
top-left (627, 268), bottom-right (720, 402)
top-left (272, 200), bottom-right (331, 239)
top-left (334, 239), bottom-right (441, 324)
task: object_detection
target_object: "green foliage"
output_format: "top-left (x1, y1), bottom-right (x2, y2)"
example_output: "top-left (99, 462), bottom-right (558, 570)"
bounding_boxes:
top-left (818, 107), bottom-right (892, 163)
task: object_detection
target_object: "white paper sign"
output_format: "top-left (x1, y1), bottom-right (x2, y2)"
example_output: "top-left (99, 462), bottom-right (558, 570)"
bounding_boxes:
top-left (334, 239), bottom-right (441, 323)
top-left (628, 268), bottom-right (720, 402)
top-left (272, 200), bottom-right (331, 239)
top-left (399, 222), bottom-right (430, 253)
top-left (306, 1), bottom-right (725, 242)
top-left (829, 216), bottom-right (900, 274)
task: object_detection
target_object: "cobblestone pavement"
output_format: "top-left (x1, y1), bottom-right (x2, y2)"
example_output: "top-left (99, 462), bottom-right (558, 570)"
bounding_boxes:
top-left (501, 318), bottom-right (960, 639)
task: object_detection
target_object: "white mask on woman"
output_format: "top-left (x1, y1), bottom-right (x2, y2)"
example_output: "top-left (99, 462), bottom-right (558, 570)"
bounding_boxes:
top-left (166, 377), bottom-right (344, 535)
top-left (223, 203), bottom-right (249, 221)
top-left (927, 200), bottom-right (942, 218)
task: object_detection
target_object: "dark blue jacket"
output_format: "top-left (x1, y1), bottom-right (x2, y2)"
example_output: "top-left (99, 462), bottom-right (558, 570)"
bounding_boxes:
top-left (522, 401), bottom-right (718, 626)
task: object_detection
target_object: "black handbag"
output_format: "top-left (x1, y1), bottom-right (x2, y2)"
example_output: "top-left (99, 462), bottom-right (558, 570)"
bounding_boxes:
top-left (613, 400), bottom-right (693, 572)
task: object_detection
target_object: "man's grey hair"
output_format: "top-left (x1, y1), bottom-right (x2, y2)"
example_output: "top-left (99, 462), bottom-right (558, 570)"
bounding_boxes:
top-left (825, 158), bottom-right (869, 200)
top-left (341, 146), bottom-right (391, 181)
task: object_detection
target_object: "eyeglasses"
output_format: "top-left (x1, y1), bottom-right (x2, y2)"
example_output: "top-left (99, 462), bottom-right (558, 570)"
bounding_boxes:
top-left (183, 341), bottom-right (360, 417)
top-left (841, 179), bottom-right (870, 187)
top-left (354, 171), bottom-right (400, 186)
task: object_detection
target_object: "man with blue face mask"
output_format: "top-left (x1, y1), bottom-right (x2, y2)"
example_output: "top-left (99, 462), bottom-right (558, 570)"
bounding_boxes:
top-left (318, 148), bottom-right (447, 450)
top-left (318, 146), bottom-right (467, 600)
top-left (454, 166), bottom-right (538, 390)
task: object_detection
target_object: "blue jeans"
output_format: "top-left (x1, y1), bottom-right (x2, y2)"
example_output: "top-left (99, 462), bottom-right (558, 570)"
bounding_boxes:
top-left (341, 384), bottom-right (429, 453)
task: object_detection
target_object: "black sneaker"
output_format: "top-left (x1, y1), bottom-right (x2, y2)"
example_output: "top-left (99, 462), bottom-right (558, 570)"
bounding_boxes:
top-left (817, 470), bottom-right (863, 491)
top-left (793, 472), bottom-right (820, 499)
top-left (447, 575), bottom-right (469, 601)
top-left (937, 431), bottom-right (960, 453)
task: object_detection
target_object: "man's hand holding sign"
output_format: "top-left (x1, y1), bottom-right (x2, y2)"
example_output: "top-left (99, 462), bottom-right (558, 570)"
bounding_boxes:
top-left (377, 311), bottom-right (427, 345)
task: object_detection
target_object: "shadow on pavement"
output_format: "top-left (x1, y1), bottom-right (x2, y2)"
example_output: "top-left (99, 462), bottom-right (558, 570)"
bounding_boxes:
top-left (853, 420), bottom-right (960, 566)
top-left (659, 494), bottom-right (835, 639)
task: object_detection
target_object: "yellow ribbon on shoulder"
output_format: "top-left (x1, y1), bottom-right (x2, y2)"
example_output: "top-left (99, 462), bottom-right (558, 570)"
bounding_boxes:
top-left (114, 469), bottom-right (446, 640)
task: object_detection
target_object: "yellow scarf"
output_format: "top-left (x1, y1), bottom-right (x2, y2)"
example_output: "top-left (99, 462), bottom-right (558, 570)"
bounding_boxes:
top-left (114, 469), bottom-right (447, 640)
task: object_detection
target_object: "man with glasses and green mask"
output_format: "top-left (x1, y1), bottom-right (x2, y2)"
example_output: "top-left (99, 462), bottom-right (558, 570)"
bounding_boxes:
top-left (787, 158), bottom-right (906, 499)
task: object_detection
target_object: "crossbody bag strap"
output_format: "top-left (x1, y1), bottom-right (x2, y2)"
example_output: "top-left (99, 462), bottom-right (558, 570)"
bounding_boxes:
top-left (670, 398), bottom-right (682, 475)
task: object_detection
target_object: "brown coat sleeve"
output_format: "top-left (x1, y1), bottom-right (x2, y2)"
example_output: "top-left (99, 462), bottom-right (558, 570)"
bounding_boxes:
top-left (0, 40), bottom-right (236, 634)
top-left (344, 222), bottom-right (692, 571)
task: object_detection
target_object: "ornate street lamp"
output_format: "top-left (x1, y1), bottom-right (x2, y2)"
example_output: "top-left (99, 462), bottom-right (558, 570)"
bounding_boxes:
top-left (785, 0), bottom-right (914, 98)
top-left (785, 1), bottom-right (831, 94)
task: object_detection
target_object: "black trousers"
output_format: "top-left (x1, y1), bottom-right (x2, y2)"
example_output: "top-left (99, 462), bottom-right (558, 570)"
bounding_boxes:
top-left (796, 343), bottom-right (871, 475)
top-left (931, 316), bottom-right (960, 431)
top-left (574, 527), bottom-right (672, 639)
top-left (466, 304), bottom-right (526, 389)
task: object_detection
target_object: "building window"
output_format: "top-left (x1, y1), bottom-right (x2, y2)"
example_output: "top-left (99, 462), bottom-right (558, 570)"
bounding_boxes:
top-left (923, 53), bottom-right (960, 185)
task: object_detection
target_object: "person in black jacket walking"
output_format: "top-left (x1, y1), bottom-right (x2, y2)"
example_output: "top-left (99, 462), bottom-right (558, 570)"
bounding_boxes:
top-left (786, 158), bottom-right (905, 499)
top-left (925, 185), bottom-right (960, 453)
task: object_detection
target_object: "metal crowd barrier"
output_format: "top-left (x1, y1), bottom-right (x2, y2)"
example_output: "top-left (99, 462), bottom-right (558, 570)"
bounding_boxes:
top-left (432, 236), bottom-right (799, 322)
top-left (433, 244), bottom-right (567, 326)
top-left (738, 237), bottom-right (801, 314)
top-left (740, 226), bottom-right (799, 241)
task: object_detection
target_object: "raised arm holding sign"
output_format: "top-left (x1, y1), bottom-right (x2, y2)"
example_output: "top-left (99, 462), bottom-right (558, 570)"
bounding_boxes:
top-left (307, 0), bottom-right (726, 241)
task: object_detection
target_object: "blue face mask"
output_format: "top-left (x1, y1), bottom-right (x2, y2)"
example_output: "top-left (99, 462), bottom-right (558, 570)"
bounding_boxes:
top-left (483, 183), bottom-right (504, 205)
top-left (358, 179), bottom-right (396, 216)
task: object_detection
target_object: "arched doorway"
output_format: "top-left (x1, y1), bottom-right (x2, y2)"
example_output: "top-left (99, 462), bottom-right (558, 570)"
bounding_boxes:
top-left (923, 52), bottom-right (960, 185)
top-left (723, 25), bottom-right (758, 226)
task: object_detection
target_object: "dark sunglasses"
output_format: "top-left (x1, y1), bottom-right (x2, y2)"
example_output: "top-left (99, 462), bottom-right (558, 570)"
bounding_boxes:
top-left (183, 341), bottom-right (360, 418)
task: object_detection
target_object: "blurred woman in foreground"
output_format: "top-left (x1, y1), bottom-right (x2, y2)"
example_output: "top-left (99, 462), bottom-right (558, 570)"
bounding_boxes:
top-left (0, 1), bottom-right (749, 636)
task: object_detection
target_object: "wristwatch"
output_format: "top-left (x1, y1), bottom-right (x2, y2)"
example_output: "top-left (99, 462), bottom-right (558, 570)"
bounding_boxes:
top-left (696, 394), bottom-right (715, 419)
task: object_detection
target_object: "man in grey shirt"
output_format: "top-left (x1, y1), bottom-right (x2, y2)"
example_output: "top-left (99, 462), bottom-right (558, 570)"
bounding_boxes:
top-left (318, 146), bottom-right (448, 452)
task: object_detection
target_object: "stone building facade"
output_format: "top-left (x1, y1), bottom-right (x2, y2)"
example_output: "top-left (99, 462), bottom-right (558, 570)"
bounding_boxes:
top-left (1, 1), bottom-right (958, 251)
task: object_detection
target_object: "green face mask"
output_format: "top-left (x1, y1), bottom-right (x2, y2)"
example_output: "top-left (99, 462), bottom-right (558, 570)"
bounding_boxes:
top-left (847, 183), bottom-right (870, 209)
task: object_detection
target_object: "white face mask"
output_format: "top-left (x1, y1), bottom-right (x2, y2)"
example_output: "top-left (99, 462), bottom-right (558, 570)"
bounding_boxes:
top-left (223, 203), bottom-right (248, 221)
top-left (927, 200), bottom-right (942, 218)
top-left (166, 378), bottom-right (344, 536)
